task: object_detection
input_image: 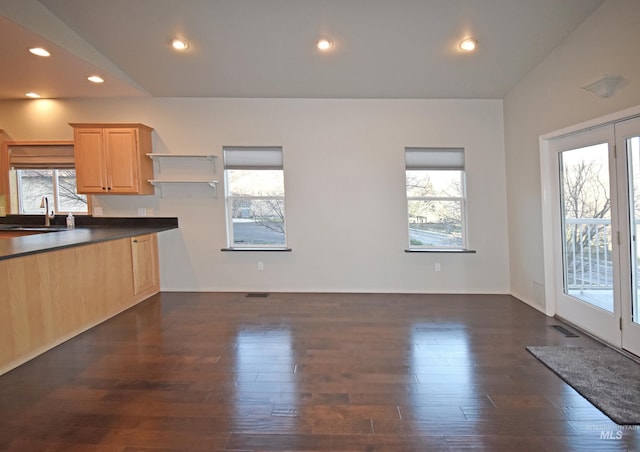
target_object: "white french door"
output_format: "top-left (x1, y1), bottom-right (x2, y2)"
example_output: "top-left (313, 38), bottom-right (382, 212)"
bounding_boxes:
top-left (543, 113), bottom-right (640, 355)
top-left (549, 125), bottom-right (621, 346)
top-left (616, 117), bottom-right (640, 356)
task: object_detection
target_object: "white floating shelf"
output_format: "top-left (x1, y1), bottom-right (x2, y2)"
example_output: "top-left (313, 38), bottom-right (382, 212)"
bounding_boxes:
top-left (147, 153), bottom-right (217, 159)
top-left (146, 153), bottom-right (217, 173)
top-left (148, 180), bottom-right (218, 198)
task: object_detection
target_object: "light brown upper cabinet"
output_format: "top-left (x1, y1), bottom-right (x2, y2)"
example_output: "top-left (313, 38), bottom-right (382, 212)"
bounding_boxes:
top-left (70, 123), bottom-right (155, 194)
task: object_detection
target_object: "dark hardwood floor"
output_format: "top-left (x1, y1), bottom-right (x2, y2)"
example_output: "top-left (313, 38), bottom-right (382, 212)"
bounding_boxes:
top-left (1, 292), bottom-right (639, 451)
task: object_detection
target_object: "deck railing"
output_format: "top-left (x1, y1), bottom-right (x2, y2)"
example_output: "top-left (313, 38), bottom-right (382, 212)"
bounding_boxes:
top-left (564, 218), bottom-right (613, 290)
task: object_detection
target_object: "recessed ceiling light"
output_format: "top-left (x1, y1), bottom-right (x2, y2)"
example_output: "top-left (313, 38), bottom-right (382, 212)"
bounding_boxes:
top-left (87, 75), bottom-right (104, 83)
top-left (459, 38), bottom-right (478, 52)
top-left (170, 38), bottom-right (189, 51)
top-left (25, 92), bottom-right (41, 98)
top-left (29, 47), bottom-right (50, 57)
top-left (316, 38), bottom-right (333, 51)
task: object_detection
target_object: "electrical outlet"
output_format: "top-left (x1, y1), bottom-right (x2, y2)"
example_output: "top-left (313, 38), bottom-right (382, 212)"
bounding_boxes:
top-left (137, 208), bottom-right (147, 217)
top-left (258, 261), bottom-right (264, 271)
top-left (435, 263), bottom-right (441, 272)
top-left (93, 207), bottom-right (103, 216)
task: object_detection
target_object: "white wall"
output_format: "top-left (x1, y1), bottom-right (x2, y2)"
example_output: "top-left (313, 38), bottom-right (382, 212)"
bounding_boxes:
top-left (504, 0), bottom-right (640, 311)
top-left (0, 98), bottom-right (509, 294)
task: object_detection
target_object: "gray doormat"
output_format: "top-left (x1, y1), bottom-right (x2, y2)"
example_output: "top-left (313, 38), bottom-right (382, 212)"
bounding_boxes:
top-left (527, 345), bottom-right (640, 425)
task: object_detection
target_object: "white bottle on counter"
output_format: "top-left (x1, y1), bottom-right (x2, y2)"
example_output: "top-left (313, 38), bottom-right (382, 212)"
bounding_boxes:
top-left (66, 213), bottom-right (75, 229)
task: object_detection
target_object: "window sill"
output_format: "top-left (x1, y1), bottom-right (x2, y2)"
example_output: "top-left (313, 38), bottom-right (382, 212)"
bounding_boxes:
top-left (221, 247), bottom-right (292, 252)
top-left (405, 248), bottom-right (476, 253)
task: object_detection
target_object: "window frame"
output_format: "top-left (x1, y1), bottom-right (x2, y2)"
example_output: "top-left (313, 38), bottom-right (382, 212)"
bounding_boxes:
top-left (15, 168), bottom-right (88, 215)
top-left (1, 141), bottom-right (90, 216)
top-left (222, 146), bottom-right (289, 251)
top-left (404, 147), bottom-right (471, 252)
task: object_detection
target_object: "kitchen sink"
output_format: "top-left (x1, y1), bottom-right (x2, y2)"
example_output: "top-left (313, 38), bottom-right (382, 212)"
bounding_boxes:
top-left (0, 225), bottom-right (68, 238)
top-left (0, 225), bottom-right (67, 231)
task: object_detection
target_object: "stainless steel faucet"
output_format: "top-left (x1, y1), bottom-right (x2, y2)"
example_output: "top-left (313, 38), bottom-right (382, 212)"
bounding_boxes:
top-left (40, 196), bottom-right (55, 226)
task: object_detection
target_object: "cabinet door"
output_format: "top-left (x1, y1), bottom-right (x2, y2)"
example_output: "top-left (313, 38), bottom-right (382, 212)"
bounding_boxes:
top-left (74, 128), bottom-right (107, 193)
top-left (104, 128), bottom-right (140, 193)
top-left (131, 234), bottom-right (159, 297)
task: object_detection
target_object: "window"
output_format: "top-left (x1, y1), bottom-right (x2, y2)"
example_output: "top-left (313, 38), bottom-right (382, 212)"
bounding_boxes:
top-left (223, 146), bottom-right (287, 249)
top-left (7, 143), bottom-right (88, 214)
top-left (15, 169), bottom-right (86, 214)
top-left (405, 147), bottom-right (467, 249)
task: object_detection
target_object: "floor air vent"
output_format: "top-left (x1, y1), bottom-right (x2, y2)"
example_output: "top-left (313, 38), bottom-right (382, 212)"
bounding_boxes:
top-left (550, 325), bottom-right (579, 337)
top-left (246, 293), bottom-right (270, 298)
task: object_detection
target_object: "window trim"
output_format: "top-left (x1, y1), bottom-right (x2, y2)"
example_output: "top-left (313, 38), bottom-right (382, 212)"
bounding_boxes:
top-left (15, 169), bottom-right (89, 215)
top-left (404, 147), bottom-right (471, 252)
top-left (222, 146), bottom-right (288, 250)
top-left (1, 141), bottom-right (90, 215)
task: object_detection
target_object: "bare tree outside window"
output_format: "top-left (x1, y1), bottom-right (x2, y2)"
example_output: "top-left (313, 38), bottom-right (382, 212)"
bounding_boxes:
top-left (226, 169), bottom-right (286, 246)
top-left (560, 144), bottom-right (612, 294)
top-left (406, 170), bottom-right (464, 248)
top-left (562, 160), bottom-right (610, 220)
top-left (16, 169), bottom-right (88, 214)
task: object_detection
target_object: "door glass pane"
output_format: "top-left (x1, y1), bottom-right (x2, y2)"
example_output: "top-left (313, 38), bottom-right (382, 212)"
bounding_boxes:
top-left (628, 136), bottom-right (640, 324)
top-left (560, 143), bottom-right (613, 312)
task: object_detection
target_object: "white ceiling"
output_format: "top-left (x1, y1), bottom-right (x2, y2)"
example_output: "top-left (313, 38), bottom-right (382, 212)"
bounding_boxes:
top-left (0, 0), bottom-right (605, 100)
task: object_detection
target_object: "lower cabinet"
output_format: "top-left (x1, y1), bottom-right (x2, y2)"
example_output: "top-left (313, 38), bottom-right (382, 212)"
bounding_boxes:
top-left (131, 233), bottom-right (159, 297)
top-left (0, 234), bottom-right (160, 375)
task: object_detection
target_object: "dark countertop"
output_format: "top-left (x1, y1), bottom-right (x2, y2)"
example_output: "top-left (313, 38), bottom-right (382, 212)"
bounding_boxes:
top-left (0, 216), bottom-right (178, 261)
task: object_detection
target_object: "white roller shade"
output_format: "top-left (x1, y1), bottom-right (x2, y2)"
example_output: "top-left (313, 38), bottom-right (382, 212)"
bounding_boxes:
top-left (405, 147), bottom-right (465, 170)
top-left (224, 146), bottom-right (283, 169)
